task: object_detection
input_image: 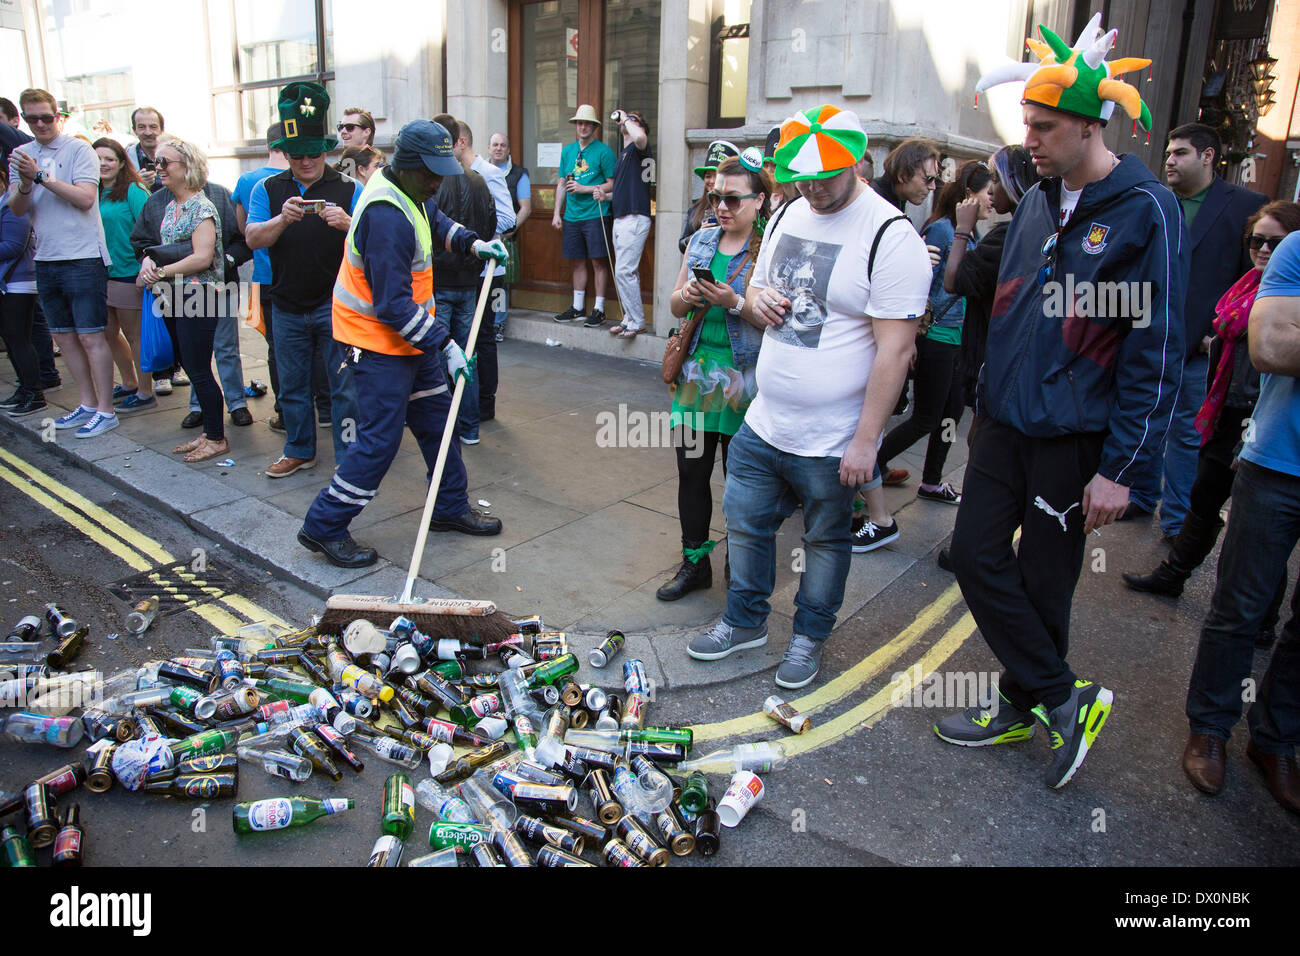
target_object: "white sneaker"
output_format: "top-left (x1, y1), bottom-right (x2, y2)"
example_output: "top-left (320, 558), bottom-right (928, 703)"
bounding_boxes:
top-left (154, 378), bottom-right (173, 396)
top-left (74, 412), bottom-right (119, 438)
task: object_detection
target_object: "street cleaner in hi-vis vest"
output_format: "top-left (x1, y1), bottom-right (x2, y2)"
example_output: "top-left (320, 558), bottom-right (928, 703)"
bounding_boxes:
top-left (298, 120), bottom-right (509, 568)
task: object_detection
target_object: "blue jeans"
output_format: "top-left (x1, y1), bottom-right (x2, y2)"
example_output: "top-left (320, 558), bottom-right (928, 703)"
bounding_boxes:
top-left (1187, 461), bottom-right (1300, 752)
top-left (189, 310), bottom-right (246, 412)
top-left (1129, 352), bottom-right (1208, 536)
top-left (272, 301), bottom-right (358, 462)
top-left (721, 423), bottom-right (858, 641)
top-left (434, 287), bottom-right (480, 441)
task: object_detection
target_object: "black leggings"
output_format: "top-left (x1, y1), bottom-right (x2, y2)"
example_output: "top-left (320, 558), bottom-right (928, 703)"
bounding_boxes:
top-left (0, 292), bottom-right (39, 391)
top-left (878, 334), bottom-right (964, 485)
top-left (676, 427), bottom-right (730, 545)
top-left (169, 311), bottom-right (224, 441)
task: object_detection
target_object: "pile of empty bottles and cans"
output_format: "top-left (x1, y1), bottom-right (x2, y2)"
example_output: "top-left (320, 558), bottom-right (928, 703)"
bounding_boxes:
top-left (2, 600), bottom-right (808, 867)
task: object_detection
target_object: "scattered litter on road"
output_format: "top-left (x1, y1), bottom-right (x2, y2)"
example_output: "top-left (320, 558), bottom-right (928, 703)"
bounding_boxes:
top-left (545, 339), bottom-right (561, 347)
top-left (216, 459), bottom-right (236, 467)
top-left (476, 500), bottom-right (491, 508)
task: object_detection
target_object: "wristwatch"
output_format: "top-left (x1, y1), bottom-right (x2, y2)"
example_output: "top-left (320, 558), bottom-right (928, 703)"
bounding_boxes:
top-left (726, 293), bottom-right (743, 316)
top-left (33, 170), bottom-right (45, 185)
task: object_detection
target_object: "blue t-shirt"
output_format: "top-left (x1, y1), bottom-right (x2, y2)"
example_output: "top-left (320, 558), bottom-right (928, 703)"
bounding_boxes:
top-left (514, 169), bottom-right (531, 205)
top-left (233, 165), bottom-right (279, 283)
top-left (1241, 231), bottom-right (1300, 477)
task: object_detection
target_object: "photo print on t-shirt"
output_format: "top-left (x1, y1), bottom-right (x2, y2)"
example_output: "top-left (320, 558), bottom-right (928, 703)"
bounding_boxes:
top-left (765, 234), bottom-right (841, 349)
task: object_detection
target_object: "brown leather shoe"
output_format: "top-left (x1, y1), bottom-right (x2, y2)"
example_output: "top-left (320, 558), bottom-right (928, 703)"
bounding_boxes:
top-left (1182, 732), bottom-right (1226, 794)
top-left (266, 456), bottom-right (316, 479)
top-left (1246, 740), bottom-right (1300, 815)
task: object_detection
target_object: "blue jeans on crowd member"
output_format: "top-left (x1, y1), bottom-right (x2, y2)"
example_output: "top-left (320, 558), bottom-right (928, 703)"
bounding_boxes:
top-left (721, 423), bottom-right (858, 641)
top-left (1129, 352), bottom-right (1208, 537)
top-left (273, 301), bottom-right (358, 463)
top-left (188, 309), bottom-right (247, 413)
top-left (1186, 461), bottom-right (1300, 753)
top-left (434, 287), bottom-right (480, 441)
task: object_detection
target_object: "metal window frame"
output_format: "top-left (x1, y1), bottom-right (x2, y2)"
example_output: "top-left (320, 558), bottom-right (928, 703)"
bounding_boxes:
top-left (204, 0), bottom-right (335, 147)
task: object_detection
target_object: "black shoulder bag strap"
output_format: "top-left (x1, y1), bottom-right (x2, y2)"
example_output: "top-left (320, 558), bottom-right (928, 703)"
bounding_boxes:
top-left (868, 214), bottom-right (910, 282)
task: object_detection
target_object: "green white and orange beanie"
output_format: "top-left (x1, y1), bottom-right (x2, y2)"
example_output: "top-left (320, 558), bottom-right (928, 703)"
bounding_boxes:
top-left (772, 105), bottom-right (868, 183)
top-left (975, 13), bottom-right (1153, 141)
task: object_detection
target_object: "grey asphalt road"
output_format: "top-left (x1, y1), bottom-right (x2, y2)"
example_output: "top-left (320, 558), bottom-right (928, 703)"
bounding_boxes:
top-left (1, 451), bottom-right (1297, 875)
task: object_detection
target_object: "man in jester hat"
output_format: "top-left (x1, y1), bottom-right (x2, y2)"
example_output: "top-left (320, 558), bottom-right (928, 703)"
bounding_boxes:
top-left (938, 15), bottom-right (1189, 789)
top-left (685, 105), bottom-right (931, 689)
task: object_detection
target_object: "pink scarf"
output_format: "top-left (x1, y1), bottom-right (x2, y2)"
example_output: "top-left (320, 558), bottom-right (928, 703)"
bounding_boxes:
top-left (1194, 268), bottom-right (1261, 443)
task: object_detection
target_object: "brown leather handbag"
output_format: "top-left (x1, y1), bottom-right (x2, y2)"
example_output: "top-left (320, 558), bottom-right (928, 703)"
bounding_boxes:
top-left (661, 248), bottom-right (751, 385)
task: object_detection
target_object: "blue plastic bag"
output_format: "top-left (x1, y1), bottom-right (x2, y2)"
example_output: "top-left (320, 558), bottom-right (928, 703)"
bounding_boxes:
top-left (139, 286), bottom-right (173, 373)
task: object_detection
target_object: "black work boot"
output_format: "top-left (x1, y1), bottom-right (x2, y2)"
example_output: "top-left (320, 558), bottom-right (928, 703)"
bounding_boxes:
top-left (1122, 511), bottom-right (1224, 598)
top-left (656, 541), bottom-right (712, 602)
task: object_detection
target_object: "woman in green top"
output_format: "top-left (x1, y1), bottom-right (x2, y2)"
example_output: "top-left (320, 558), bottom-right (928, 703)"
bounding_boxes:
top-left (95, 138), bottom-right (153, 410)
top-left (657, 153), bottom-right (771, 601)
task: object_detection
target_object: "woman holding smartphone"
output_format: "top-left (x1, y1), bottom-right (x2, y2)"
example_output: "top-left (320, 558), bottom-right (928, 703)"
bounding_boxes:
top-left (657, 152), bottom-right (770, 601)
top-left (137, 137), bottom-right (228, 462)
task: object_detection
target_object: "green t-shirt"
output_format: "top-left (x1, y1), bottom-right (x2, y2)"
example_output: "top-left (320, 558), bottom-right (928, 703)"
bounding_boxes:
top-left (558, 138), bottom-right (616, 222)
top-left (1179, 182), bottom-right (1212, 228)
top-left (100, 182), bottom-right (150, 280)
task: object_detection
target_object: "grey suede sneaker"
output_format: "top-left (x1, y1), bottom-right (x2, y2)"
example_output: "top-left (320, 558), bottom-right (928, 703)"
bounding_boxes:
top-left (775, 634), bottom-right (823, 689)
top-left (687, 619), bottom-right (768, 661)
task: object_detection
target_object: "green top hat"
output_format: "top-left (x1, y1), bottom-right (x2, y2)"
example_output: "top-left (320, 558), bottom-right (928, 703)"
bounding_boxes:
top-left (270, 81), bottom-right (338, 155)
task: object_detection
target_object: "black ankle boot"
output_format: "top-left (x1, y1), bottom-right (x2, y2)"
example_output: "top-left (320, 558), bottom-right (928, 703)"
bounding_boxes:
top-left (1122, 511), bottom-right (1224, 598)
top-left (656, 545), bottom-right (712, 602)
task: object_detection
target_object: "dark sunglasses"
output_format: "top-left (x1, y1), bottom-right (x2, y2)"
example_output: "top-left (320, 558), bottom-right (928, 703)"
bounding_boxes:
top-left (1248, 234), bottom-right (1286, 251)
top-left (924, 174), bottom-right (941, 187)
top-left (1037, 231), bottom-right (1059, 288)
top-left (707, 191), bottom-right (759, 209)
top-left (289, 154), bottom-right (321, 161)
top-left (336, 123), bottom-right (364, 133)
top-left (154, 157), bottom-right (180, 170)
top-left (22, 113), bottom-right (57, 125)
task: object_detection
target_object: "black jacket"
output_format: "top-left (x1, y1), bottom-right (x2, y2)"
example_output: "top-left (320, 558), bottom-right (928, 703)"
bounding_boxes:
top-left (431, 170), bottom-right (495, 289)
top-left (1181, 176), bottom-right (1267, 358)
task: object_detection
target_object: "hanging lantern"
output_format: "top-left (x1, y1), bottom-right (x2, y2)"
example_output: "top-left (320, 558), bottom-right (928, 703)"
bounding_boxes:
top-left (1248, 55), bottom-right (1278, 80)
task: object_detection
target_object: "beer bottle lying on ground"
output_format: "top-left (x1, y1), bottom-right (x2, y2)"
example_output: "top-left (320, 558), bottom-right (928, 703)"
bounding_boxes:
top-left (232, 796), bottom-right (354, 833)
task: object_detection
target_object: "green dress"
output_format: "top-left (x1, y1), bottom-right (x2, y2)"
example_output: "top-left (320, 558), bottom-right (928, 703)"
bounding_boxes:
top-left (669, 248), bottom-right (756, 436)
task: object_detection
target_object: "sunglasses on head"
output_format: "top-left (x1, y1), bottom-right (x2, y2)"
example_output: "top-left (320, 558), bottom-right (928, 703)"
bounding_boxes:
top-left (1249, 234), bottom-right (1286, 252)
top-left (707, 191), bottom-right (758, 209)
top-left (22, 113), bottom-right (57, 125)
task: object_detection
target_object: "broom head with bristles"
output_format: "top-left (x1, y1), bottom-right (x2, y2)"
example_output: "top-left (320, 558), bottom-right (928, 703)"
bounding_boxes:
top-left (317, 594), bottom-right (517, 645)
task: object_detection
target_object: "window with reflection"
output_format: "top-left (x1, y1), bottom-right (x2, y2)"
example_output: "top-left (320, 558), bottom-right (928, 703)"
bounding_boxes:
top-left (207, 0), bottom-right (333, 145)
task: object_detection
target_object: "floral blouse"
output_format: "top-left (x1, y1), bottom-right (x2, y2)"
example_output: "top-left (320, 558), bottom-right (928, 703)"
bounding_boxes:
top-left (160, 193), bottom-right (224, 286)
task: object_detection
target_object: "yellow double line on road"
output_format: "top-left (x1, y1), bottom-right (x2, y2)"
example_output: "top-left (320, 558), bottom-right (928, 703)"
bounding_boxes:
top-left (1, 445), bottom-right (982, 759)
top-left (0, 447), bottom-right (288, 637)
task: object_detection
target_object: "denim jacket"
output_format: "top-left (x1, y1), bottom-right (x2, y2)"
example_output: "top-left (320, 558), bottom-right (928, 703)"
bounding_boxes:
top-left (682, 225), bottom-right (763, 368)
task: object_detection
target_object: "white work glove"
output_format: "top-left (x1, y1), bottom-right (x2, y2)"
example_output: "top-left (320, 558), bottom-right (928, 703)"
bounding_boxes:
top-left (472, 238), bottom-right (510, 262)
top-left (442, 339), bottom-right (474, 387)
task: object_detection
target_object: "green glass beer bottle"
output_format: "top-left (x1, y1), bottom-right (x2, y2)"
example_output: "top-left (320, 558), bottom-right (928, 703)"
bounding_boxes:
top-left (381, 773), bottom-right (416, 840)
top-left (527, 653), bottom-right (579, 688)
top-left (232, 796), bottom-right (354, 834)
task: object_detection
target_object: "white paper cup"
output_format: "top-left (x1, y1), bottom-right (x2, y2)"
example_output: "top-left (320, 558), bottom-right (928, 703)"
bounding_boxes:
top-left (717, 770), bottom-right (764, 827)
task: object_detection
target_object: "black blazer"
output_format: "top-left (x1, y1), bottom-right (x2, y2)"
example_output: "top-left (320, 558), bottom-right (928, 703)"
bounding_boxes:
top-left (1182, 176), bottom-right (1266, 358)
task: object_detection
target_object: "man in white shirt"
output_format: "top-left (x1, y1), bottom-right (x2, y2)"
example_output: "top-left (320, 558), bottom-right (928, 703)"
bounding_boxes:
top-left (687, 106), bottom-right (932, 689)
top-left (7, 87), bottom-right (118, 438)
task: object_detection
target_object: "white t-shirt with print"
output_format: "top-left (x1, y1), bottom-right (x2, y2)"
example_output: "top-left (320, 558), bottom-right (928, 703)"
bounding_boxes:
top-left (1059, 184), bottom-right (1082, 228)
top-left (745, 188), bottom-right (932, 458)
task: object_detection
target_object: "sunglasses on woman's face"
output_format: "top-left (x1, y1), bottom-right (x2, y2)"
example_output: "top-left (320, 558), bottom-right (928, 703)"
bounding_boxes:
top-left (1249, 234), bottom-right (1286, 251)
top-left (707, 192), bottom-right (758, 209)
top-left (154, 157), bottom-right (180, 170)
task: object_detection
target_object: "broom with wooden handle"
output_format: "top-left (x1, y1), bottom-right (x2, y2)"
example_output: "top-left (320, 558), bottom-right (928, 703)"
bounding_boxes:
top-left (317, 260), bottom-right (517, 643)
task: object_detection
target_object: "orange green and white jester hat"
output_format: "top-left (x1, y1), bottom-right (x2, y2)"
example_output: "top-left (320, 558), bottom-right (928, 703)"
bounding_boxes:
top-left (975, 13), bottom-right (1153, 140)
top-left (772, 105), bottom-right (868, 183)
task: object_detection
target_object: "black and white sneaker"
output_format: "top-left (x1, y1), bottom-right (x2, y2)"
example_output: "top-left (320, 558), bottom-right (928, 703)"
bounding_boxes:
top-left (851, 516), bottom-right (899, 553)
top-left (917, 482), bottom-right (962, 505)
top-left (583, 309), bottom-right (607, 328)
top-left (553, 307), bottom-right (584, 323)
